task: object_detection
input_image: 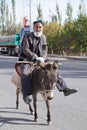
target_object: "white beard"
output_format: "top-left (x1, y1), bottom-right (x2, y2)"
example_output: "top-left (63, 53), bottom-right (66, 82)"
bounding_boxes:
top-left (34, 31), bottom-right (42, 37)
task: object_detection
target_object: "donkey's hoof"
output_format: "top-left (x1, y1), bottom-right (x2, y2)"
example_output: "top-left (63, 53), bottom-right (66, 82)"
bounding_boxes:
top-left (31, 111), bottom-right (34, 115)
top-left (34, 118), bottom-right (38, 122)
top-left (47, 120), bottom-right (52, 125)
top-left (16, 106), bottom-right (18, 109)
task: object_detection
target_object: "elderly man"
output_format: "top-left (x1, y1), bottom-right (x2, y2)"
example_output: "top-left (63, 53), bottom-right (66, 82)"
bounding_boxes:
top-left (19, 20), bottom-right (78, 104)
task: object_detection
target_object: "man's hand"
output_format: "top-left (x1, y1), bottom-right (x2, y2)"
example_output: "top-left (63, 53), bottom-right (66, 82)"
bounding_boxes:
top-left (32, 54), bottom-right (38, 61)
top-left (32, 54), bottom-right (44, 63)
top-left (36, 57), bottom-right (44, 63)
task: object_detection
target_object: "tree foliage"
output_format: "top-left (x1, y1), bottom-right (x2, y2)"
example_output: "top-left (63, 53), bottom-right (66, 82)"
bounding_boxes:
top-left (0, 1), bottom-right (87, 55)
top-left (43, 1), bottom-right (87, 56)
top-left (56, 2), bottom-right (62, 25)
top-left (0, 0), bottom-right (21, 35)
top-left (66, 2), bottom-right (73, 22)
top-left (43, 14), bottom-right (87, 55)
top-left (43, 22), bottom-right (59, 53)
top-left (0, 0), bottom-right (6, 32)
top-left (72, 15), bottom-right (87, 55)
top-left (11, 0), bottom-right (16, 24)
top-left (37, 3), bottom-right (43, 20)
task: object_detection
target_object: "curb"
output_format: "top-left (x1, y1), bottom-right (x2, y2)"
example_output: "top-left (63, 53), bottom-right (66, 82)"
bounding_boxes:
top-left (64, 56), bottom-right (87, 61)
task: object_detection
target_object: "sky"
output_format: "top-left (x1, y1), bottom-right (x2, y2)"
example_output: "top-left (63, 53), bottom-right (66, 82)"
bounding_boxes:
top-left (6, 0), bottom-right (87, 25)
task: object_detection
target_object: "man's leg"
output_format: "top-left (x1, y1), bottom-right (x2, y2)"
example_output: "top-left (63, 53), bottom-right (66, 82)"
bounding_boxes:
top-left (56, 73), bottom-right (78, 96)
top-left (21, 64), bottom-right (32, 103)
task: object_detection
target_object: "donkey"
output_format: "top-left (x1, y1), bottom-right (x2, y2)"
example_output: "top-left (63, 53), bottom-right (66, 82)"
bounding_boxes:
top-left (30, 61), bottom-right (58, 124)
top-left (12, 60), bottom-right (58, 124)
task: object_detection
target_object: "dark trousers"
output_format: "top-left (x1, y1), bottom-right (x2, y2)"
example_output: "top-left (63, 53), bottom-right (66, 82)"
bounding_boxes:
top-left (56, 73), bottom-right (67, 91)
top-left (20, 64), bottom-right (33, 101)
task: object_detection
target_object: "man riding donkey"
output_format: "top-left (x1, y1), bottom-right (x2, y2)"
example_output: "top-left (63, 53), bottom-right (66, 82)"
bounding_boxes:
top-left (18, 20), bottom-right (78, 104)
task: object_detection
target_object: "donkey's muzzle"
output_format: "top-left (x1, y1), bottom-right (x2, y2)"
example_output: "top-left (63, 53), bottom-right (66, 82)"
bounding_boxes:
top-left (47, 91), bottom-right (54, 100)
top-left (47, 96), bottom-right (53, 100)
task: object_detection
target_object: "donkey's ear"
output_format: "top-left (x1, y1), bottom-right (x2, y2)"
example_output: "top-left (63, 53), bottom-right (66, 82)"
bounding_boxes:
top-left (53, 60), bottom-right (58, 70)
top-left (45, 64), bottom-right (52, 70)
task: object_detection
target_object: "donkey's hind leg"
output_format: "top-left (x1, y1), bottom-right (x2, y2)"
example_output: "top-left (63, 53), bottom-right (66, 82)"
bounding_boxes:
top-left (16, 87), bottom-right (20, 109)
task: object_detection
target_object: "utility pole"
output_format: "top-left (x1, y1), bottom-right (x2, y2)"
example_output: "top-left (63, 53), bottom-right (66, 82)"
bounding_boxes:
top-left (26, 0), bottom-right (32, 29)
top-left (29, 0), bottom-right (31, 29)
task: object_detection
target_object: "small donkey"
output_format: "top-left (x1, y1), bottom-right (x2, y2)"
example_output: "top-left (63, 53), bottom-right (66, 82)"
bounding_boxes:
top-left (11, 60), bottom-right (58, 125)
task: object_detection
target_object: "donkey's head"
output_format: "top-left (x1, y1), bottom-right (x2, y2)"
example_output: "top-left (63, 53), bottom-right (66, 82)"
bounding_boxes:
top-left (39, 60), bottom-right (58, 100)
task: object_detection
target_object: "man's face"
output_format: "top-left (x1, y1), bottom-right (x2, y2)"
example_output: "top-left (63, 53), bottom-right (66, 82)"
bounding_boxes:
top-left (33, 22), bottom-right (43, 32)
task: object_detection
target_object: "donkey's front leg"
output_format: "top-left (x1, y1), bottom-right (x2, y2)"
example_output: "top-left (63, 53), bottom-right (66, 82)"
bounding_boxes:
top-left (33, 94), bottom-right (38, 122)
top-left (46, 100), bottom-right (52, 125)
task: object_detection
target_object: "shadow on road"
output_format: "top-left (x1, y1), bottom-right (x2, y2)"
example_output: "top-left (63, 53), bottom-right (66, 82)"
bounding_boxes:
top-left (0, 107), bottom-right (47, 127)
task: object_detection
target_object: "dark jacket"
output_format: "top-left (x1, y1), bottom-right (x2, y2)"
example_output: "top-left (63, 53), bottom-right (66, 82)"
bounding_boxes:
top-left (19, 32), bottom-right (47, 61)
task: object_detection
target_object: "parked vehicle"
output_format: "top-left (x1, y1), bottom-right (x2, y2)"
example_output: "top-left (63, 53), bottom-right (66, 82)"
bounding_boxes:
top-left (0, 34), bottom-right (20, 56)
top-left (0, 17), bottom-right (32, 56)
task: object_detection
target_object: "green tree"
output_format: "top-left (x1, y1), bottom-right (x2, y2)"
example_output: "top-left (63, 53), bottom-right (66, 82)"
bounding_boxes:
top-left (56, 2), bottom-right (62, 25)
top-left (37, 3), bottom-right (43, 20)
top-left (44, 22), bottom-right (59, 54)
top-left (0, 0), bottom-right (17, 35)
top-left (61, 21), bottom-right (75, 55)
top-left (0, 0), bottom-right (6, 33)
top-left (51, 15), bottom-right (57, 22)
top-left (5, 4), bottom-right (11, 34)
top-left (73, 15), bottom-right (87, 55)
top-left (11, 0), bottom-right (16, 24)
top-left (5, 4), bottom-right (9, 26)
top-left (66, 2), bottom-right (73, 22)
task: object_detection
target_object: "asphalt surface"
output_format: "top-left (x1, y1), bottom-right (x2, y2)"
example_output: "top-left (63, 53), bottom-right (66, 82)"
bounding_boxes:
top-left (0, 55), bottom-right (87, 130)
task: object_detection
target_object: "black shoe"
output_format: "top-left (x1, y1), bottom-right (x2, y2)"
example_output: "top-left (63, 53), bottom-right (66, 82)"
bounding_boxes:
top-left (63, 88), bottom-right (78, 96)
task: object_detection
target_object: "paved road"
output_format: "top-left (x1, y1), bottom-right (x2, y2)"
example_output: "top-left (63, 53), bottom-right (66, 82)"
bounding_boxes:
top-left (0, 55), bottom-right (87, 130)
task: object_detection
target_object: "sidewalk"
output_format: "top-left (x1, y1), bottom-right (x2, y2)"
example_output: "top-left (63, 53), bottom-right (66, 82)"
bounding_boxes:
top-left (64, 55), bottom-right (87, 61)
top-left (47, 54), bottom-right (87, 61)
